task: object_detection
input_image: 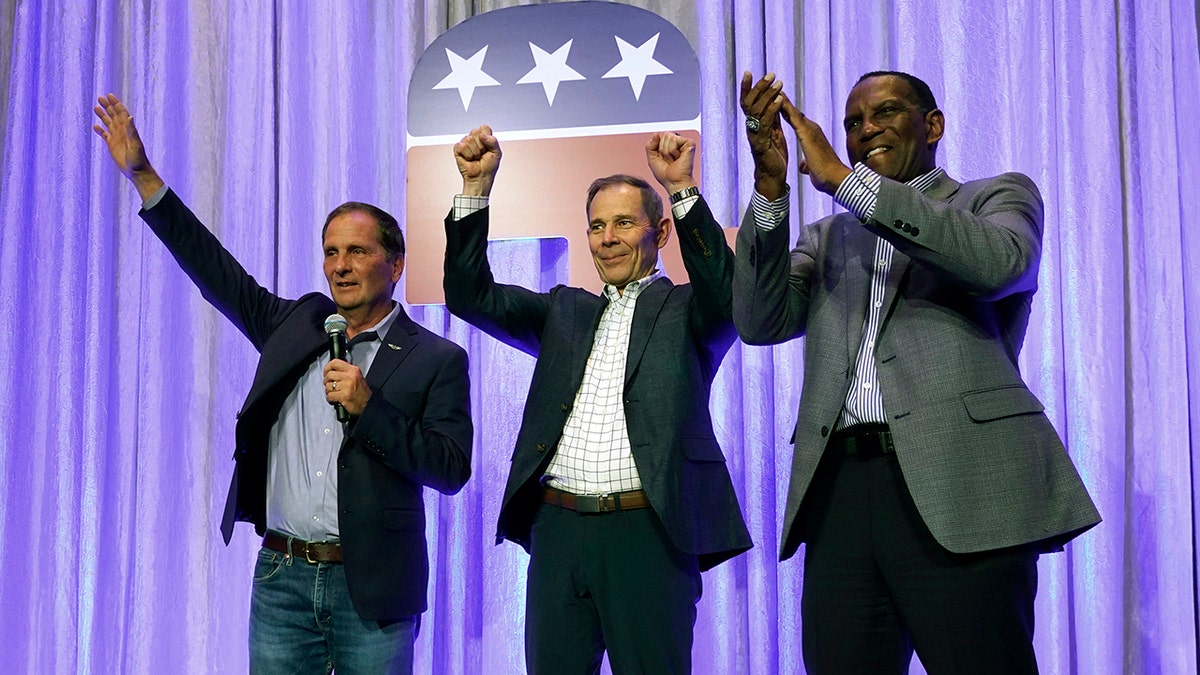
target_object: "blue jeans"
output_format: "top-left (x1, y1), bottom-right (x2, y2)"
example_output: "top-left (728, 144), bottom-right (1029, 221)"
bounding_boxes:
top-left (249, 540), bottom-right (419, 675)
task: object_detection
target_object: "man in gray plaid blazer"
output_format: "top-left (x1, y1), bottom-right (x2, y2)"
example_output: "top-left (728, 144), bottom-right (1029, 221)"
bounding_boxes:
top-left (733, 70), bottom-right (1100, 674)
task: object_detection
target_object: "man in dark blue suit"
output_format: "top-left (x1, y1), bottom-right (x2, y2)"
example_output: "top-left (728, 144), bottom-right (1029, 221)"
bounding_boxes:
top-left (95, 94), bottom-right (472, 674)
top-left (444, 126), bottom-right (751, 673)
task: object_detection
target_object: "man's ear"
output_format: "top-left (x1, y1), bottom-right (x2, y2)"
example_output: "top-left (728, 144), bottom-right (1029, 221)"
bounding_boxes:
top-left (925, 108), bottom-right (945, 147)
top-left (656, 218), bottom-right (672, 249)
top-left (391, 256), bottom-right (405, 283)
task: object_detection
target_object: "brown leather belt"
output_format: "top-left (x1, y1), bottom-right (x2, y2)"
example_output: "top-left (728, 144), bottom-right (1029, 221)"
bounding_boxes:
top-left (542, 486), bottom-right (650, 514)
top-left (263, 531), bottom-right (343, 564)
top-left (829, 424), bottom-right (894, 459)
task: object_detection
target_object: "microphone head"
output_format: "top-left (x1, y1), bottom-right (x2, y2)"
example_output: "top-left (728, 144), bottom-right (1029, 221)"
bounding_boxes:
top-left (324, 314), bottom-right (348, 335)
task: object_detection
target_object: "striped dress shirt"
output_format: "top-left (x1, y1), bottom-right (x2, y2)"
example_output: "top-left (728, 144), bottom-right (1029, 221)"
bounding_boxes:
top-left (751, 163), bottom-right (945, 429)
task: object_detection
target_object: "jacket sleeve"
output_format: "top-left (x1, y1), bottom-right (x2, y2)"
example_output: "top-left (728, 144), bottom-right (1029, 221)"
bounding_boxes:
top-left (732, 202), bottom-right (818, 346)
top-left (867, 172), bottom-right (1043, 300)
top-left (442, 207), bottom-right (552, 356)
top-left (139, 188), bottom-right (292, 349)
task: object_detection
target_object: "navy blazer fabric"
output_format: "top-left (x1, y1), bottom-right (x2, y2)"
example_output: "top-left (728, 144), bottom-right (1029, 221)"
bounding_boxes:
top-left (734, 172), bottom-right (1100, 560)
top-left (141, 190), bottom-right (473, 620)
top-left (444, 198), bottom-right (752, 571)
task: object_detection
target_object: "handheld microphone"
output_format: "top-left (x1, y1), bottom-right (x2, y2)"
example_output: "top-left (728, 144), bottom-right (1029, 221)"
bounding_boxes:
top-left (323, 314), bottom-right (350, 423)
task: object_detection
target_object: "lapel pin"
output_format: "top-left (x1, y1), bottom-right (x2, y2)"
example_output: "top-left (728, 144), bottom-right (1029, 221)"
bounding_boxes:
top-left (388, 343), bottom-right (402, 350)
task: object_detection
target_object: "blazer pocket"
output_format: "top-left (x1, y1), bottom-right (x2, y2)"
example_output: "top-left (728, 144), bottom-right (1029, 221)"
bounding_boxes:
top-left (962, 385), bottom-right (1045, 422)
top-left (383, 508), bottom-right (423, 531)
top-left (683, 436), bottom-right (727, 462)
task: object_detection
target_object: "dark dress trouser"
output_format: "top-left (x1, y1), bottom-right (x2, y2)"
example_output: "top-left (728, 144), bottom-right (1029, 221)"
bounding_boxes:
top-left (525, 503), bottom-right (702, 675)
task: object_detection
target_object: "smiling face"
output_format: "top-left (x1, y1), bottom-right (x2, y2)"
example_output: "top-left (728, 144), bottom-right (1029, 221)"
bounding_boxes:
top-left (322, 210), bottom-right (404, 322)
top-left (843, 75), bottom-right (944, 183)
top-left (586, 183), bottom-right (670, 293)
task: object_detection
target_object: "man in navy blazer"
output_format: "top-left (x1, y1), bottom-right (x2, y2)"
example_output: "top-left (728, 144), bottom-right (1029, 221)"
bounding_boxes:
top-left (95, 94), bottom-right (472, 673)
top-left (444, 126), bottom-right (751, 673)
top-left (734, 72), bottom-right (1099, 673)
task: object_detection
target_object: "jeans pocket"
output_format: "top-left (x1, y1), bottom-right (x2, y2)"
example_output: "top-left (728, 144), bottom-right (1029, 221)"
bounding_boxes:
top-left (252, 548), bottom-right (285, 582)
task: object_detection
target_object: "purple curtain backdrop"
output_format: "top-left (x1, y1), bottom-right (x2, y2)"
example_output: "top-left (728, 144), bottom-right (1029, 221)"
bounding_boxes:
top-left (1, 0), bottom-right (1197, 673)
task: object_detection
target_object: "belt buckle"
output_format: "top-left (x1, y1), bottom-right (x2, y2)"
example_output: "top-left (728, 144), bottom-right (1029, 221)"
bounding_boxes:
top-left (575, 494), bottom-right (602, 513)
top-left (304, 542), bottom-right (319, 564)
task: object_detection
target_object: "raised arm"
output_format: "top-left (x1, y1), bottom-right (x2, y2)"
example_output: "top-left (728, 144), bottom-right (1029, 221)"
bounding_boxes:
top-left (444, 127), bottom-right (551, 356)
top-left (732, 73), bottom-right (817, 345)
top-left (93, 93), bottom-right (290, 348)
top-left (645, 132), bottom-right (735, 351)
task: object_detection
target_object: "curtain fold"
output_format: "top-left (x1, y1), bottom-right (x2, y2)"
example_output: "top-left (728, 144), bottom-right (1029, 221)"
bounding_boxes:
top-left (1, 1), bottom-right (1196, 672)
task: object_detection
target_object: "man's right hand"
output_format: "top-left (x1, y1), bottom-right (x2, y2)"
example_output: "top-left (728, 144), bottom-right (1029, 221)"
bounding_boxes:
top-left (740, 72), bottom-right (790, 201)
top-left (454, 125), bottom-right (502, 197)
top-left (93, 94), bottom-right (164, 201)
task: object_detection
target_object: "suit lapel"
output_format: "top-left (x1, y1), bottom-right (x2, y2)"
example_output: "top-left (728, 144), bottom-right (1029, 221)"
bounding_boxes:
top-left (365, 307), bottom-right (420, 391)
top-left (242, 320), bottom-right (327, 415)
top-left (569, 292), bottom-right (608, 389)
top-left (624, 278), bottom-right (672, 385)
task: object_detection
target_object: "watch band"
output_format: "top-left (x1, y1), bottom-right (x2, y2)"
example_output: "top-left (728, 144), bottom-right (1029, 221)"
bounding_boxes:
top-left (669, 186), bottom-right (700, 204)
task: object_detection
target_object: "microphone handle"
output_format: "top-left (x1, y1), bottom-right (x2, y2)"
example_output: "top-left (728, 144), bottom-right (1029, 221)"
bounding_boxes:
top-left (329, 332), bottom-right (349, 423)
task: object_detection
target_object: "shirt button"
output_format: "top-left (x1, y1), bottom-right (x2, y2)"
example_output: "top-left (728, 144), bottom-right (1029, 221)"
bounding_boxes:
top-left (874, 301), bottom-right (882, 308)
top-left (312, 515), bottom-right (319, 521)
top-left (316, 471), bottom-right (324, 477)
top-left (323, 428), bottom-right (332, 435)
top-left (863, 382), bottom-right (872, 390)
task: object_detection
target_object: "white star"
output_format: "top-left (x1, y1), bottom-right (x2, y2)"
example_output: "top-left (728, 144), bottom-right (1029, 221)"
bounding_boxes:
top-left (517, 40), bottom-right (586, 106)
top-left (602, 33), bottom-right (673, 101)
top-left (433, 46), bottom-right (501, 111)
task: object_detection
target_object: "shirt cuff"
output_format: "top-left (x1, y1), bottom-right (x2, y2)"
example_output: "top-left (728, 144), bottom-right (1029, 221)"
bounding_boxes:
top-left (833, 163), bottom-right (881, 222)
top-left (142, 184), bottom-right (169, 210)
top-left (452, 194), bottom-right (489, 221)
top-left (751, 185), bottom-right (791, 232)
top-left (671, 194), bottom-right (699, 220)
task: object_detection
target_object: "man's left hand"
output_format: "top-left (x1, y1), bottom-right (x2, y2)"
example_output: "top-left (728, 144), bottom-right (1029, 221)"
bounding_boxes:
top-left (781, 100), bottom-right (851, 196)
top-left (324, 359), bottom-right (371, 418)
top-left (645, 132), bottom-right (697, 195)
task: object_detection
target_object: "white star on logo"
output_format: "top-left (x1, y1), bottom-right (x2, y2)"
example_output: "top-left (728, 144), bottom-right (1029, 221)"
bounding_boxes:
top-left (433, 46), bottom-right (501, 111)
top-left (517, 40), bottom-right (586, 106)
top-left (602, 33), bottom-right (673, 101)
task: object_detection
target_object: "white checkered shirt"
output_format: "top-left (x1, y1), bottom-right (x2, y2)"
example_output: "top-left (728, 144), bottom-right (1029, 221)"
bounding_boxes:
top-left (451, 192), bottom-right (696, 494)
top-left (543, 271), bottom-right (664, 495)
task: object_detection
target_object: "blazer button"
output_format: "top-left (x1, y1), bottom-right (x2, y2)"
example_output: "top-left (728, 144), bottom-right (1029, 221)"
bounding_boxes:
top-left (536, 443), bottom-right (547, 453)
top-left (561, 404), bottom-right (570, 413)
top-left (910, 226), bottom-right (920, 236)
top-left (820, 426), bottom-right (829, 437)
top-left (893, 219), bottom-right (904, 229)
top-left (901, 223), bottom-right (911, 232)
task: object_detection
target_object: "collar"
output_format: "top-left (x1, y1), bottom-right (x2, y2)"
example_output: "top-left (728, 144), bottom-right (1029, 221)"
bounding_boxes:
top-left (907, 166), bottom-right (945, 194)
top-left (349, 301), bottom-right (402, 341)
top-left (603, 269), bottom-right (665, 301)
